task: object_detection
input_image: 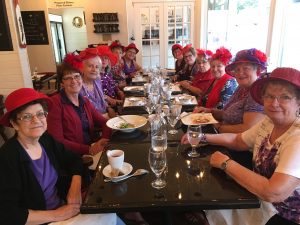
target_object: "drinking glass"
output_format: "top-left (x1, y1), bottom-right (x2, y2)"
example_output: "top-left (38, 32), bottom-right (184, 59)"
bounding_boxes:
top-left (167, 104), bottom-right (182, 135)
top-left (187, 125), bottom-right (202, 158)
top-left (148, 148), bottom-right (167, 189)
top-left (151, 130), bottom-right (167, 152)
top-left (144, 96), bottom-right (155, 116)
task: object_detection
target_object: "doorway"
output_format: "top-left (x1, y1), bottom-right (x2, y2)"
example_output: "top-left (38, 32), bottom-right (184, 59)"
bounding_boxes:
top-left (132, 1), bottom-right (194, 69)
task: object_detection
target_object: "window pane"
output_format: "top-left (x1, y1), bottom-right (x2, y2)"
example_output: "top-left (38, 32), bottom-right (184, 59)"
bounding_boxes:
top-left (141, 8), bottom-right (149, 25)
top-left (183, 6), bottom-right (191, 23)
top-left (176, 7), bottom-right (183, 23)
top-left (150, 7), bottom-right (159, 23)
top-left (207, 0), bottom-right (271, 53)
top-left (168, 6), bottom-right (175, 23)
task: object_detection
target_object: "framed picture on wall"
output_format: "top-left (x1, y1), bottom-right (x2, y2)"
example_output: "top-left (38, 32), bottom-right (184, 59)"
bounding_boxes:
top-left (0, 0), bottom-right (13, 51)
top-left (14, 0), bottom-right (26, 48)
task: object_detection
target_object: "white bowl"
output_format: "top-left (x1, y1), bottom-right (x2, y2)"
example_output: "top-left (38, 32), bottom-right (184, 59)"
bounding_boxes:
top-left (106, 115), bottom-right (147, 133)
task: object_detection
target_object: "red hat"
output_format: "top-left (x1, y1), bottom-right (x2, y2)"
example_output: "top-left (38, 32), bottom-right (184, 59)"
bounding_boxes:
top-left (211, 47), bottom-right (232, 65)
top-left (79, 48), bottom-right (99, 61)
top-left (63, 53), bottom-right (83, 71)
top-left (96, 45), bottom-right (118, 66)
top-left (109, 40), bottom-right (124, 52)
top-left (182, 44), bottom-right (193, 55)
top-left (225, 48), bottom-right (267, 76)
top-left (0, 88), bottom-right (51, 127)
top-left (251, 67), bottom-right (300, 105)
top-left (124, 43), bottom-right (139, 54)
top-left (172, 44), bottom-right (183, 52)
top-left (196, 48), bottom-right (213, 59)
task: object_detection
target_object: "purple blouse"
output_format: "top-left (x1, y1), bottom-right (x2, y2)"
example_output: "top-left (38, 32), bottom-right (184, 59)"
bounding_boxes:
top-left (222, 86), bottom-right (264, 125)
top-left (100, 70), bottom-right (119, 98)
top-left (80, 78), bottom-right (107, 114)
top-left (28, 146), bottom-right (60, 210)
top-left (122, 58), bottom-right (136, 75)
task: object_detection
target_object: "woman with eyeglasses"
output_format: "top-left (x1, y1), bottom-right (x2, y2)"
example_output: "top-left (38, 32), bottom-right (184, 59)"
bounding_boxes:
top-left (47, 53), bottom-right (112, 156)
top-left (171, 43), bottom-right (186, 74)
top-left (179, 48), bottom-right (214, 96)
top-left (0, 88), bottom-right (120, 224)
top-left (193, 48), bottom-right (266, 133)
top-left (122, 43), bottom-right (142, 84)
top-left (183, 67), bottom-right (300, 225)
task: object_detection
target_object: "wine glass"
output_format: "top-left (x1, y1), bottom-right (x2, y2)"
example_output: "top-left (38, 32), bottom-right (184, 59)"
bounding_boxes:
top-left (167, 104), bottom-right (182, 135)
top-left (187, 125), bottom-right (202, 158)
top-left (144, 96), bottom-right (155, 116)
top-left (148, 148), bottom-right (167, 189)
top-left (151, 130), bottom-right (167, 152)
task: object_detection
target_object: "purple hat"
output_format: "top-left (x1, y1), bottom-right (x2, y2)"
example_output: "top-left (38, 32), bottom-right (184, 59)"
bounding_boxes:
top-left (251, 67), bottom-right (300, 105)
top-left (225, 48), bottom-right (267, 76)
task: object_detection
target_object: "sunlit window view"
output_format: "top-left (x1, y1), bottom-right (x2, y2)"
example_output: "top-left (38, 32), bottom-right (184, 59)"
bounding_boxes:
top-left (206, 0), bottom-right (271, 54)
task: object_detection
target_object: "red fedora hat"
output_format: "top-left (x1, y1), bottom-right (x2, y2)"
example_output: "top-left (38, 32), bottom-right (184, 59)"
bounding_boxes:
top-left (0, 88), bottom-right (51, 127)
top-left (251, 67), bottom-right (300, 105)
top-left (124, 43), bottom-right (139, 54)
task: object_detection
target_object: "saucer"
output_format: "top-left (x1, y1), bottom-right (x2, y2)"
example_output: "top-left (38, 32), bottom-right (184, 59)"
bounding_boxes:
top-left (102, 162), bottom-right (133, 178)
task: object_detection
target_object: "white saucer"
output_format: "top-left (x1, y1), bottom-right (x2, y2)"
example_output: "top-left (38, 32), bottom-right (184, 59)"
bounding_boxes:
top-left (102, 162), bottom-right (133, 178)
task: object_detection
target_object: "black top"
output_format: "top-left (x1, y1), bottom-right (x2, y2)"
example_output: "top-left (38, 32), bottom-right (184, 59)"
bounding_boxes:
top-left (0, 132), bottom-right (83, 225)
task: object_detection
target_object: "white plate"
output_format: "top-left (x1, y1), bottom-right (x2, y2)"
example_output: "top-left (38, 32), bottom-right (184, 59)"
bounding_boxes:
top-left (181, 113), bottom-right (218, 125)
top-left (174, 95), bottom-right (197, 105)
top-left (102, 162), bottom-right (133, 178)
top-left (106, 115), bottom-right (147, 132)
top-left (124, 86), bottom-right (144, 92)
top-left (169, 84), bottom-right (181, 93)
top-left (124, 97), bottom-right (145, 107)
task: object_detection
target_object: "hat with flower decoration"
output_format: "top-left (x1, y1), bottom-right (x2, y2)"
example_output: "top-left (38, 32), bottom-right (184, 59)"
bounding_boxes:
top-left (211, 47), bottom-right (232, 65)
top-left (196, 48), bottom-right (213, 60)
top-left (225, 48), bottom-right (267, 76)
top-left (96, 45), bottom-right (118, 66)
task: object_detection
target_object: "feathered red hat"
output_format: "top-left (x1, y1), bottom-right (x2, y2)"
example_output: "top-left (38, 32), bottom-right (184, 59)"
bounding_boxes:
top-left (196, 48), bottom-right (213, 59)
top-left (96, 45), bottom-right (118, 66)
top-left (79, 48), bottom-right (99, 61)
top-left (63, 53), bottom-right (83, 71)
top-left (211, 47), bottom-right (232, 65)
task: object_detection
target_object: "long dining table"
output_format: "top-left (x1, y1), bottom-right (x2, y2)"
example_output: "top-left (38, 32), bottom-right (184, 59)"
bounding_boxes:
top-left (80, 74), bottom-right (259, 224)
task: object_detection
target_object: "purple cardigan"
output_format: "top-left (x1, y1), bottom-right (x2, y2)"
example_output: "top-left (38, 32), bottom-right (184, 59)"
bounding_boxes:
top-left (47, 92), bottom-right (112, 155)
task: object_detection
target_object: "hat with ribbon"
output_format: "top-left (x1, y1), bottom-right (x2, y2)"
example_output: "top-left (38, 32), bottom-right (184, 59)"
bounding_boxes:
top-left (172, 44), bottom-right (183, 52)
top-left (109, 40), bottom-right (124, 52)
top-left (96, 45), bottom-right (118, 66)
top-left (225, 48), bottom-right (267, 76)
top-left (124, 43), bottom-right (139, 53)
top-left (211, 47), bottom-right (232, 65)
top-left (250, 67), bottom-right (300, 105)
top-left (196, 48), bottom-right (213, 59)
top-left (0, 88), bottom-right (51, 127)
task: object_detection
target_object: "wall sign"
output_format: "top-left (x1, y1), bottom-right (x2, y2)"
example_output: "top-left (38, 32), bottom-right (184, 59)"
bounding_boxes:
top-left (21, 11), bottom-right (49, 45)
top-left (14, 0), bottom-right (26, 48)
top-left (0, 0), bottom-right (13, 51)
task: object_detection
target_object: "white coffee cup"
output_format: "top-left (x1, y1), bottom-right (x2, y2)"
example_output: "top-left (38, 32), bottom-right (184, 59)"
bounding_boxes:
top-left (107, 150), bottom-right (124, 177)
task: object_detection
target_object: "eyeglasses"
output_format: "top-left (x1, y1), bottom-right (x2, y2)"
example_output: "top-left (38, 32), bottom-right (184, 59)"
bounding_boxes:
top-left (62, 74), bottom-right (82, 81)
top-left (262, 94), bottom-right (295, 104)
top-left (232, 66), bottom-right (254, 75)
top-left (17, 111), bottom-right (48, 122)
top-left (184, 54), bottom-right (194, 59)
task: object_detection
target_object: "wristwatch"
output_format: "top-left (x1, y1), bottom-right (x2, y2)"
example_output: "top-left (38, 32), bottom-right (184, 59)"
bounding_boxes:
top-left (220, 158), bottom-right (232, 171)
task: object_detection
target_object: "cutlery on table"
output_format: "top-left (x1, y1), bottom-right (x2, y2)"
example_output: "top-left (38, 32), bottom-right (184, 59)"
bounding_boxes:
top-left (104, 169), bottom-right (149, 183)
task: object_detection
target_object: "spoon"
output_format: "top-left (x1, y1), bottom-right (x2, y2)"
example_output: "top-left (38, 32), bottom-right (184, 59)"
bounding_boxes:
top-left (104, 169), bottom-right (149, 183)
top-left (118, 116), bottom-right (135, 128)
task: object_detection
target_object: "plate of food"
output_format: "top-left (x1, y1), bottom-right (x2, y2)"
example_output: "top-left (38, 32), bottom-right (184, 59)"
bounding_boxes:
top-left (106, 115), bottom-right (147, 132)
top-left (124, 86), bottom-right (144, 92)
top-left (181, 113), bottom-right (218, 125)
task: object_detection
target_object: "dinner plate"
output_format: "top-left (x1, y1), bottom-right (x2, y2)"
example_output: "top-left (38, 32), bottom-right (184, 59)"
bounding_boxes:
top-left (106, 115), bottom-right (147, 132)
top-left (181, 113), bottom-right (218, 125)
top-left (102, 162), bottom-right (133, 178)
top-left (124, 86), bottom-right (144, 92)
top-left (124, 97), bottom-right (145, 107)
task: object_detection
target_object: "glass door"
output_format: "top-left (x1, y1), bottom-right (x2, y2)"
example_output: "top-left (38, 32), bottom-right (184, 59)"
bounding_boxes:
top-left (133, 1), bottom-right (194, 69)
top-left (50, 21), bottom-right (66, 64)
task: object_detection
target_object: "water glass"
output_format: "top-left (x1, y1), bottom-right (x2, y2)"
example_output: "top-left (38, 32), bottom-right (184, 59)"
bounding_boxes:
top-left (187, 125), bottom-right (202, 157)
top-left (148, 148), bottom-right (167, 189)
top-left (151, 130), bottom-right (167, 152)
top-left (167, 104), bottom-right (182, 135)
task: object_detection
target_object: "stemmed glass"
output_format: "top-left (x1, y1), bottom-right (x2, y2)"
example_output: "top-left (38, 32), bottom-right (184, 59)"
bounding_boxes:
top-left (167, 104), bottom-right (182, 135)
top-left (187, 125), bottom-right (202, 158)
top-left (148, 148), bottom-right (167, 189)
top-left (144, 96), bottom-right (155, 116)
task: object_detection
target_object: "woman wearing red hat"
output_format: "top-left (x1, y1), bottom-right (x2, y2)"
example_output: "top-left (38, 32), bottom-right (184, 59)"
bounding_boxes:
top-left (171, 43), bottom-right (185, 74)
top-left (176, 44), bottom-right (197, 82)
top-left (179, 48), bottom-right (214, 96)
top-left (110, 40), bottom-right (127, 90)
top-left (97, 45), bottom-right (125, 108)
top-left (0, 88), bottom-right (119, 224)
top-left (200, 47), bottom-right (238, 109)
top-left (122, 43), bottom-right (142, 84)
top-left (47, 53), bottom-right (112, 156)
top-left (184, 67), bottom-right (300, 225)
top-left (194, 48), bottom-right (266, 133)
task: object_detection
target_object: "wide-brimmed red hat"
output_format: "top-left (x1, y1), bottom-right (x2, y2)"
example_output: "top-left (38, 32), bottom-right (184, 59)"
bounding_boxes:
top-left (0, 88), bottom-right (51, 127)
top-left (96, 45), bottom-right (118, 66)
top-left (250, 67), bottom-right (300, 105)
top-left (211, 47), bottom-right (232, 65)
top-left (225, 48), bottom-right (267, 76)
top-left (124, 43), bottom-right (139, 54)
top-left (172, 44), bottom-right (183, 52)
top-left (79, 48), bottom-right (99, 61)
top-left (109, 40), bottom-right (124, 52)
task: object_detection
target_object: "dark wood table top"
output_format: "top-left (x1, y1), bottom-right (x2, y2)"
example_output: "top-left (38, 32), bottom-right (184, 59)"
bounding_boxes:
top-left (81, 142), bottom-right (259, 214)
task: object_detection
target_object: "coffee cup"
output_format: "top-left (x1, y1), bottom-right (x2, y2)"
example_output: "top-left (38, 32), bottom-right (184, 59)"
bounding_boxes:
top-left (107, 150), bottom-right (124, 177)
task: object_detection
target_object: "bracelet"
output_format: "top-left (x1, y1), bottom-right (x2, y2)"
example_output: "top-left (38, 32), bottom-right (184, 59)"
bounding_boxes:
top-left (200, 133), bottom-right (208, 143)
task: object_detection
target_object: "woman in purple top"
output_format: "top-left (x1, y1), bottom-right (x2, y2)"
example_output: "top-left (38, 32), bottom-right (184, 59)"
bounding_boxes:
top-left (194, 48), bottom-right (266, 133)
top-left (122, 43), bottom-right (142, 84)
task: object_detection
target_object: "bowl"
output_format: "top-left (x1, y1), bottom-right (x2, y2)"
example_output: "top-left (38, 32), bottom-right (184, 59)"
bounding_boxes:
top-left (106, 115), bottom-right (147, 133)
